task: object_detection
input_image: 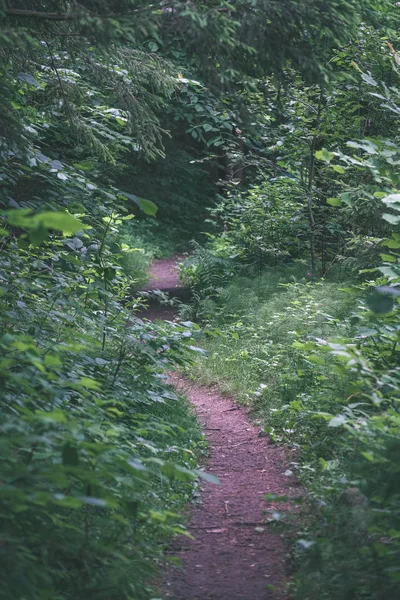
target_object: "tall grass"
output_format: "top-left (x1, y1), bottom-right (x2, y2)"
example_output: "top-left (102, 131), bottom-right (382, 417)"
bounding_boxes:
top-left (188, 268), bottom-right (354, 407)
top-left (184, 268), bottom-right (400, 600)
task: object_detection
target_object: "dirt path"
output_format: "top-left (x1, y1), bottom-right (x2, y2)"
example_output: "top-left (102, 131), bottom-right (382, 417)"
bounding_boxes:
top-left (164, 378), bottom-right (291, 600)
top-left (143, 255), bottom-right (186, 291)
top-left (145, 256), bottom-right (292, 599)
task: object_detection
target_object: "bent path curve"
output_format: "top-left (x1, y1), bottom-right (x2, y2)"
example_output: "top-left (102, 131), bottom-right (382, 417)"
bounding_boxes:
top-left (143, 255), bottom-right (184, 291)
top-left (145, 257), bottom-right (292, 600)
top-left (164, 378), bottom-right (290, 600)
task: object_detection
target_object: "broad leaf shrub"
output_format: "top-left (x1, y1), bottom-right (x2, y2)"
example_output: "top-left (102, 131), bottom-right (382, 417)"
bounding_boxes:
top-left (0, 23), bottom-right (221, 599)
top-left (0, 203), bottom-right (208, 599)
top-left (206, 179), bottom-right (307, 273)
top-left (2, 3), bottom-right (400, 600)
top-left (187, 263), bottom-right (400, 598)
top-left (0, 149), bottom-right (210, 600)
top-left (183, 77), bottom-right (400, 596)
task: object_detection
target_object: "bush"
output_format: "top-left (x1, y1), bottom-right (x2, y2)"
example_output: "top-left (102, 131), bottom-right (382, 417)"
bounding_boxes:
top-left (0, 203), bottom-right (205, 600)
top-left (207, 179), bottom-right (307, 272)
top-left (186, 266), bottom-right (400, 599)
top-left (117, 223), bottom-right (153, 286)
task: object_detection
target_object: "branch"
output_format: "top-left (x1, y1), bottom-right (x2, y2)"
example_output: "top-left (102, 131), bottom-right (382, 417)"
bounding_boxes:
top-left (4, 8), bottom-right (74, 20)
top-left (44, 39), bottom-right (74, 127)
top-left (3, 3), bottom-right (163, 20)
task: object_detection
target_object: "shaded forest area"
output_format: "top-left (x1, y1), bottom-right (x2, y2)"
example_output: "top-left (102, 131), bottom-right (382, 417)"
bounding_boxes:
top-left (1, 2), bottom-right (400, 599)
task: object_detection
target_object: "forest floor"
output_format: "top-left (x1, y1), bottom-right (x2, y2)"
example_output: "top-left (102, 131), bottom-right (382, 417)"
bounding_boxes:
top-left (146, 257), bottom-right (295, 600)
top-left (142, 255), bottom-right (186, 291)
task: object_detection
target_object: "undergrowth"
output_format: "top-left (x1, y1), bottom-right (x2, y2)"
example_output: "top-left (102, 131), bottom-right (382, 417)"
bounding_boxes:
top-left (185, 269), bottom-right (355, 433)
top-left (183, 266), bottom-right (400, 600)
top-left (116, 220), bottom-right (191, 289)
top-left (127, 219), bottom-right (190, 259)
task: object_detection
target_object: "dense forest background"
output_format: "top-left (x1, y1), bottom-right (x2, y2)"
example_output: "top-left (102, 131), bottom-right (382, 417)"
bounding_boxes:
top-left (1, 1), bottom-right (400, 599)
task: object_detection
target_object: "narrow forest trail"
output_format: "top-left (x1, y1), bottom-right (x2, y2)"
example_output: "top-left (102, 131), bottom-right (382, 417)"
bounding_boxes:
top-left (143, 256), bottom-right (184, 291)
top-left (145, 257), bottom-right (293, 600)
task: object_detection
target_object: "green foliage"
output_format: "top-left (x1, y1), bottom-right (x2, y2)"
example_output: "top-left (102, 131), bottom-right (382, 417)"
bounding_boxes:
top-left (162, 0), bottom-right (368, 84)
top-left (3, 1), bottom-right (400, 600)
top-left (116, 224), bottom-right (152, 285)
top-left (207, 180), bottom-right (306, 272)
top-left (179, 242), bottom-right (236, 321)
top-left (0, 6), bottom-right (213, 597)
top-left (180, 7), bottom-right (400, 598)
top-left (186, 270), bottom-right (354, 403)
top-left (0, 194), bottom-right (208, 599)
top-left (118, 143), bottom-right (219, 243)
top-left (187, 265), bottom-right (400, 598)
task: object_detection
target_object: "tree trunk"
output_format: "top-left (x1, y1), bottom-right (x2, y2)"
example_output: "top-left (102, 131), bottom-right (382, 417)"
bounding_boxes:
top-left (307, 88), bottom-right (324, 276)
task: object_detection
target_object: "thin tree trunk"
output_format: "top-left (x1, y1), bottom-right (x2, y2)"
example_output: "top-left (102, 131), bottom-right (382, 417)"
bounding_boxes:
top-left (321, 214), bottom-right (327, 276)
top-left (307, 88), bottom-right (324, 275)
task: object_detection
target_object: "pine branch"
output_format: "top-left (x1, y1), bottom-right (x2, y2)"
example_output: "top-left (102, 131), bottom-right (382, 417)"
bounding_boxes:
top-left (4, 9), bottom-right (74, 21)
top-left (3, 3), bottom-right (164, 21)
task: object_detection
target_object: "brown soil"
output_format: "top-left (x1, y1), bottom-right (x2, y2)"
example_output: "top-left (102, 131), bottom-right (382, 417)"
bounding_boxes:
top-left (143, 255), bottom-right (186, 291)
top-left (145, 256), bottom-right (294, 600)
top-left (163, 377), bottom-right (292, 600)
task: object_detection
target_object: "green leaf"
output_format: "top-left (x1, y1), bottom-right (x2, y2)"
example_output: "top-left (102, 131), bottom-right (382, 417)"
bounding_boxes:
top-left (6, 209), bottom-right (85, 234)
top-left (80, 496), bottom-right (107, 507)
top-left (52, 495), bottom-right (82, 508)
top-left (36, 212), bottom-right (85, 234)
top-left (188, 345), bottom-right (208, 356)
top-left (340, 192), bottom-right (352, 206)
top-left (361, 72), bottom-right (378, 87)
top-left (121, 192), bottom-right (158, 216)
top-left (367, 292), bottom-right (394, 314)
top-left (380, 253), bottom-right (396, 263)
top-left (315, 148), bottom-right (333, 163)
top-left (207, 136), bottom-right (223, 147)
top-left (382, 239), bottom-right (400, 249)
top-left (382, 194), bottom-right (400, 206)
top-left (297, 539), bottom-right (315, 549)
top-left (17, 72), bottom-right (41, 88)
top-left (77, 377), bottom-right (101, 390)
top-left (44, 354), bottom-right (62, 367)
top-left (37, 410), bottom-right (68, 424)
top-left (376, 286), bottom-right (400, 297)
top-left (62, 444), bottom-right (79, 466)
top-left (332, 165), bottom-right (345, 174)
top-left (195, 469), bottom-right (219, 484)
top-left (327, 197), bottom-right (341, 207)
top-left (319, 457), bottom-right (329, 470)
top-left (161, 463), bottom-right (194, 481)
top-left (382, 213), bottom-right (400, 225)
top-left (380, 266), bottom-right (399, 278)
top-left (73, 160), bottom-right (94, 171)
top-left (328, 414), bottom-right (347, 427)
top-left (306, 354), bottom-right (325, 365)
top-left (361, 452), bottom-right (375, 462)
top-left (127, 459), bottom-right (146, 471)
